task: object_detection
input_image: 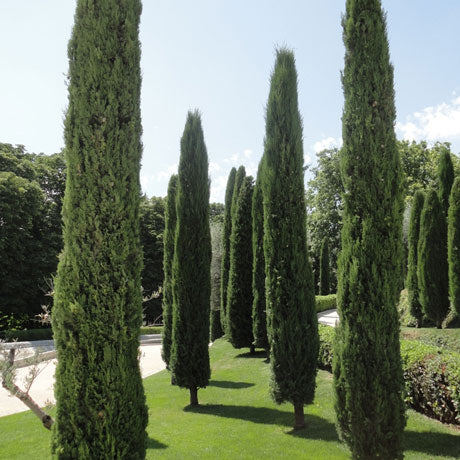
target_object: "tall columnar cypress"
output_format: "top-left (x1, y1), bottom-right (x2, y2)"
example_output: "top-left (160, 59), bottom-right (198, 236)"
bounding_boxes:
top-left (227, 176), bottom-right (255, 351)
top-left (332, 1), bottom-right (406, 458)
top-left (319, 238), bottom-right (330, 295)
top-left (438, 149), bottom-right (455, 216)
top-left (161, 174), bottom-right (178, 368)
top-left (170, 111), bottom-right (211, 406)
top-left (448, 177), bottom-right (460, 316)
top-left (262, 49), bottom-right (318, 430)
top-left (51, 1), bottom-right (147, 458)
top-left (406, 190), bottom-right (425, 327)
top-left (252, 161), bottom-right (269, 351)
top-left (220, 167), bottom-right (236, 332)
top-left (417, 189), bottom-right (450, 328)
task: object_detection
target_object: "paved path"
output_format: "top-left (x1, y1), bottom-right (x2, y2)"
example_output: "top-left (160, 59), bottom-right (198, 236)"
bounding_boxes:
top-left (317, 309), bottom-right (339, 327)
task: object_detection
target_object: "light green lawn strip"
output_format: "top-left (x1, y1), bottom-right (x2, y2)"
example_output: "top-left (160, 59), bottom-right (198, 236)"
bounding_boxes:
top-left (0, 339), bottom-right (459, 459)
top-left (401, 327), bottom-right (460, 353)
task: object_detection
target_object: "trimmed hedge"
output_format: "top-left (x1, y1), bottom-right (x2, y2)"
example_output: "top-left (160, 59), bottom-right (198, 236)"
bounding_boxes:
top-left (1, 326), bottom-right (163, 342)
top-left (316, 294), bottom-right (336, 313)
top-left (318, 325), bottom-right (460, 425)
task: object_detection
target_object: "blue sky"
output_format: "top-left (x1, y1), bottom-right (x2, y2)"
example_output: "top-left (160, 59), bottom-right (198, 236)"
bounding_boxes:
top-left (1, 1), bottom-right (459, 202)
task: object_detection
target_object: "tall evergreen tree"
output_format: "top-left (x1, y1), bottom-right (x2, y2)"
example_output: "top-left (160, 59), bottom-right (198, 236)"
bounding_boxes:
top-left (161, 174), bottom-right (178, 368)
top-left (448, 177), bottom-right (460, 317)
top-left (210, 220), bottom-right (224, 341)
top-left (170, 111), bottom-right (211, 406)
top-left (418, 189), bottom-right (450, 328)
top-left (220, 168), bottom-right (236, 332)
top-left (252, 161), bottom-right (269, 351)
top-left (227, 176), bottom-right (255, 351)
top-left (262, 48), bottom-right (318, 430)
top-left (319, 238), bottom-right (330, 295)
top-left (51, 1), bottom-right (147, 457)
top-left (332, 1), bottom-right (406, 458)
top-left (438, 149), bottom-right (455, 215)
top-left (406, 190), bottom-right (425, 327)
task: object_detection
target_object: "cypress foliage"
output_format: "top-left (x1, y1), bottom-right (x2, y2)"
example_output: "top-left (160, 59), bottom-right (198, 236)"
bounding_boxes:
top-left (220, 167), bottom-right (236, 333)
top-left (252, 161), bottom-right (269, 350)
top-left (227, 176), bottom-right (254, 350)
top-left (210, 309), bottom-right (224, 341)
top-left (262, 48), bottom-right (318, 430)
top-left (438, 149), bottom-right (455, 215)
top-left (332, 1), bottom-right (406, 458)
top-left (51, 1), bottom-right (147, 458)
top-left (448, 177), bottom-right (460, 317)
top-left (406, 190), bottom-right (425, 327)
top-left (418, 189), bottom-right (450, 328)
top-left (170, 111), bottom-right (211, 406)
top-left (161, 174), bottom-right (178, 368)
top-left (319, 238), bottom-right (330, 295)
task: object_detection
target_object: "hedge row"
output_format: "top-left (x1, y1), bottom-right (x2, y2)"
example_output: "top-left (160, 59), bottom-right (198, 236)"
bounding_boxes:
top-left (1, 326), bottom-right (164, 342)
top-left (317, 324), bottom-right (460, 425)
top-left (316, 294), bottom-right (336, 313)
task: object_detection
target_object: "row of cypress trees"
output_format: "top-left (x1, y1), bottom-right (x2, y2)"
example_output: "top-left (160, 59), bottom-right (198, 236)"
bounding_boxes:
top-left (407, 150), bottom-right (459, 328)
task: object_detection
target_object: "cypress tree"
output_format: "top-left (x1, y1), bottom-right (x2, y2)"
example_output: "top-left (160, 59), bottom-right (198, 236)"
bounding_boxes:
top-left (51, 1), bottom-right (147, 457)
top-left (332, 1), bottom-right (406, 458)
top-left (220, 167), bottom-right (236, 332)
top-left (319, 238), bottom-right (330, 295)
top-left (227, 176), bottom-right (254, 351)
top-left (438, 149), bottom-right (455, 215)
top-left (418, 189), bottom-right (449, 328)
top-left (406, 190), bottom-right (425, 327)
top-left (252, 161), bottom-right (269, 351)
top-left (170, 111), bottom-right (211, 406)
top-left (262, 48), bottom-right (318, 430)
top-left (448, 177), bottom-right (460, 317)
top-left (161, 174), bottom-right (178, 368)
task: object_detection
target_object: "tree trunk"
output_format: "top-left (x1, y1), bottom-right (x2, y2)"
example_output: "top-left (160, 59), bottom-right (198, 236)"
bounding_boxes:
top-left (293, 403), bottom-right (305, 430)
top-left (250, 344), bottom-right (255, 354)
top-left (190, 386), bottom-right (198, 406)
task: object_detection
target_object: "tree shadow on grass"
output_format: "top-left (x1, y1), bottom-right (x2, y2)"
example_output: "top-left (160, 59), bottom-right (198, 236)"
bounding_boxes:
top-left (208, 380), bottom-right (255, 389)
top-left (184, 404), bottom-right (338, 442)
top-left (404, 429), bottom-right (460, 458)
top-left (235, 350), bottom-right (267, 359)
top-left (146, 437), bottom-right (168, 450)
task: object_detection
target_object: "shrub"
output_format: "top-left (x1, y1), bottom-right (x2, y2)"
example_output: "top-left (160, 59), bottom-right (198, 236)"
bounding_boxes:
top-left (315, 294), bottom-right (336, 313)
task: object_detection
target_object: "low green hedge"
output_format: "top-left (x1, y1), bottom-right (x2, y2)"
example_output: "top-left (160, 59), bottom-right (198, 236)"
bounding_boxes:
top-left (1, 326), bottom-right (164, 342)
top-left (316, 294), bottom-right (336, 313)
top-left (317, 324), bottom-right (460, 425)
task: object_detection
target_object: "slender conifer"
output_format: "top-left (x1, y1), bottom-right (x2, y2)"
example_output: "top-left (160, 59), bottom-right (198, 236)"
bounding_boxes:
top-left (319, 239), bottom-right (330, 295)
top-left (252, 161), bottom-right (269, 350)
top-left (438, 149), bottom-right (455, 215)
top-left (170, 111), bottom-right (211, 406)
top-left (51, 1), bottom-right (147, 457)
top-left (418, 189), bottom-right (450, 328)
top-left (262, 48), bottom-right (318, 430)
top-left (406, 190), bottom-right (425, 327)
top-left (448, 177), bottom-right (460, 317)
top-left (162, 174), bottom-right (178, 368)
top-left (332, 1), bottom-right (406, 457)
top-left (227, 176), bottom-right (254, 351)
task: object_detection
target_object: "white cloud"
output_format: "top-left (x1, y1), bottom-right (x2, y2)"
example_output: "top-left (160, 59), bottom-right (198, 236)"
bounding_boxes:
top-left (304, 153), bottom-right (312, 165)
top-left (244, 149), bottom-right (253, 158)
top-left (156, 163), bottom-right (177, 182)
top-left (209, 161), bottom-right (221, 174)
top-left (312, 136), bottom-right (342, 153)
top-left (210, 174), bottom-right (228, 203)
top-left (396, 96), bottom-right (460, 142)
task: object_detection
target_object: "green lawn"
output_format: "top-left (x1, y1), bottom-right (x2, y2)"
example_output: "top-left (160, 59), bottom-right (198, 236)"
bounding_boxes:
top-left (401, 327), bottom-right (460, 353)
top-left (1, 339), bottom-right (459, 459)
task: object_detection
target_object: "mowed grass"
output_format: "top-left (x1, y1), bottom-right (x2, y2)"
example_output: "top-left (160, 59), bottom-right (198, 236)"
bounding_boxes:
top-left (401, 326), bottom-right (460, 353)
top-left (1, 339), bottom-right (459, 459)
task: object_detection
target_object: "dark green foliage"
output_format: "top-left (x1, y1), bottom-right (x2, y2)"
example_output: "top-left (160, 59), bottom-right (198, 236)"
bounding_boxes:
top-left (170, 111), bottom-right (211, 404)
top-left (227, 176), bottom-right (254, 349)
top-left (161, 175), bottom-right (178, 368)
top-left (210, 220), bottom-right (224, 341)
top-left (319, 239), bottom-right (330, 295)
top-left (448, 178), bottom-right (460, 317)
top-left (417, 190), bottom-right (449, 328)
top-left (315, 294), bottom-right (337, 313)
top-left (140, 195), bottom-right (165, 323)
top-left (333, 1), bottom-right (406, 457)
top-left (262, 48), bottom-right (318, 426)
top-left (406, 191), bottom-right (425, 327)
top-left (252, 163), bottom-right (269, 350)
top-left (51, 1), bottom-right (147, 457)
top-left (210, 202), bottom-right (225, 224)
top-left (438, 149), bottom-right (455, 215)
top-left (220, 168), bottom-right (237, 332)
